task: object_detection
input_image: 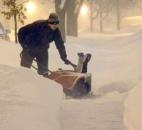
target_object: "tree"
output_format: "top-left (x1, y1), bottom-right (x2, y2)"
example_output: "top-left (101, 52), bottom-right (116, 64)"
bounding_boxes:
top-left (93, 0), bottom-right (114, 32)
top-left (95, 0), bottom-right (107, 32)
top-left (1, 0), bottom-right (27, 43)
top-left (116, 0), bottom-right (120, 30)
top-left (88, 0), bottom-right (99, 32)
top-left (55, 0), bottom-right (68, 41)
top-left (55, 0), bottom-right (84, 39)
top-left (66, 0), bottom-right (84, 37)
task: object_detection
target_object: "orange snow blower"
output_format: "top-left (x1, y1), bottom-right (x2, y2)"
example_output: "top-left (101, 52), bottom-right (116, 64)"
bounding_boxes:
top-left (48, 53), bottom-right (92, 97)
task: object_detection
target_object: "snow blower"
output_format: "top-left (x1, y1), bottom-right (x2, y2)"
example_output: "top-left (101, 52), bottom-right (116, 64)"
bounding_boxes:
top-left (48, 53), bottom-right (92, 97)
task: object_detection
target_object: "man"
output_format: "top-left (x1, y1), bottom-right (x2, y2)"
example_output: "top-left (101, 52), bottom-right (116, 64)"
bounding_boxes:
top-left (18, 13), bottom-right (70, 76)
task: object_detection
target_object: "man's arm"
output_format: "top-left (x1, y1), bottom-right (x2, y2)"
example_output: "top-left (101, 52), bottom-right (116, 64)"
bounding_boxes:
top-left (54, 29), bottom-right (69, 64)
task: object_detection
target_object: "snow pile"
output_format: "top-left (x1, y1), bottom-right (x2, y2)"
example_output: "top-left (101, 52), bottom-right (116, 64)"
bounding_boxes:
top-left (0, 64), bottom-right (63, 130)
top-left (123, 31), bottom-right (142, 130)
top-left (124, 82), bottom-right (142, 130)
top-left (0, 39), bottom-right (63, 130)
top-left (0, 39), bottom-right (21, 67)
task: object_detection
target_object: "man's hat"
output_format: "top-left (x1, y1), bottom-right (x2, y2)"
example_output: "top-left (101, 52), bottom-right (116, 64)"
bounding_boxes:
top-left (48, 13), bottom-right (59, 22)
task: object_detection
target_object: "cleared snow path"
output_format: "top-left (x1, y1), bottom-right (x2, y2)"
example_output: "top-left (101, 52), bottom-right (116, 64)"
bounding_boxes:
top-left (61, 97), bottom-right (125, 130)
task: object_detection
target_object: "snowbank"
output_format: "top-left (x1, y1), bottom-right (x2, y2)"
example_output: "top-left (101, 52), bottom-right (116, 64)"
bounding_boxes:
top-left (0, 64), bottom-right (63, 130)
top-left (121, 32), bottom-right (142, 130)
top-left (0, 39), bottom-right (21, 67)
top-left (0, 39), bottom-right (63, 130)
top-left (124, 82), bottom-right (142, 130)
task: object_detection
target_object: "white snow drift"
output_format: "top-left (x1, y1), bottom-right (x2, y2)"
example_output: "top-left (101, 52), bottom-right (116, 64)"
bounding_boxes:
top-left (124, 82), bottom-right (142, 130)
top-left (0, 39), bottom-right (63, 130)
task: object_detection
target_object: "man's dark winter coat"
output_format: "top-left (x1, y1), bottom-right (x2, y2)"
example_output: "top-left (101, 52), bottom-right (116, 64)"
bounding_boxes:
top-left (18, 20), bottom-right (67, 60)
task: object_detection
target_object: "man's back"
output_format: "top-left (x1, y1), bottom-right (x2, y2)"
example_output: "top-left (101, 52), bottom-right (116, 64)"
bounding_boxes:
top-left (18, 20), bottom-right (54, 48)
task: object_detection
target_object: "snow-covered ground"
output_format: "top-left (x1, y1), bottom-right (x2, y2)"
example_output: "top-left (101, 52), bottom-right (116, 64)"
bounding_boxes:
top-left (0, 40), bottom-right (63, 130)
top-left (64, 31), bottom-right (142, 130)
top-left (48, 30), bottom-right (142, 130)
top-left (0, 28), bottom-right (142, 130)
top-left (124, 82), bottom-right (142, 130)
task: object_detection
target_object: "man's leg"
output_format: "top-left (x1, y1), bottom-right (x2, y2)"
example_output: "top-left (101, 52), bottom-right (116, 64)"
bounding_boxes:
top-left (36, 50), bottom-right (48, 76)
top-left (20, 49), bottom-right (34, 68)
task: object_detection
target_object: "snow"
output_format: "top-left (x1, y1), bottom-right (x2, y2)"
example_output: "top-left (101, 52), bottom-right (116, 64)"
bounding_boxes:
top-left (48, 30), bottom-right (142, 130)
top-left (0, 40), bottom-right (21, 67)
top-left (0, 27), bottom-right (142, 129)
top-left (123, 32), bottom-right (142, 130)
top-left (0, 40), bottom-right (63, 130)
top-left (64, 31), bottom-right (141, 130)
top-left (124, 82), bottom-right (142, 130)
top-left (49, 31), bottom-right (141, 93)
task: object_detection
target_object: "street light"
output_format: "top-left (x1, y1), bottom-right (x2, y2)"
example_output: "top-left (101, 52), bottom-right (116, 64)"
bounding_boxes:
top-left (17, 0), bottom-right (36, 15)
top-left (80, 4), bottom-right (89, 16)
top-left (25, 1), bottom-right (36, 15)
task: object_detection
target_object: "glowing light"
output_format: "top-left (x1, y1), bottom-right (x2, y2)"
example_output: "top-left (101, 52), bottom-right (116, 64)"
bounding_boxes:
top-left (80, 4), bottom-right (89, 16)
top-left (26, 1), bottom-right (36, 14)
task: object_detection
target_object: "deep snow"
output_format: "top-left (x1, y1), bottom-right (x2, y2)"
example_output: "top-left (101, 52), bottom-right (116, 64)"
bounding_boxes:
top-left (0, 40), bottom-right (63, 130)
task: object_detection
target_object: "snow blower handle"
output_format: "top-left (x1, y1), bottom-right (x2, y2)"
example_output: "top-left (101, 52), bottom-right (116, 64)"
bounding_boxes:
top-left (66, 60), bottom-right (77, 69)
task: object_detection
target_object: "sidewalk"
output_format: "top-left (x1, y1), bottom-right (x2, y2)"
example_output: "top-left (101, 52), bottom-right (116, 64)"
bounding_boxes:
top-left (61, 94), bottom-right (125, 130)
